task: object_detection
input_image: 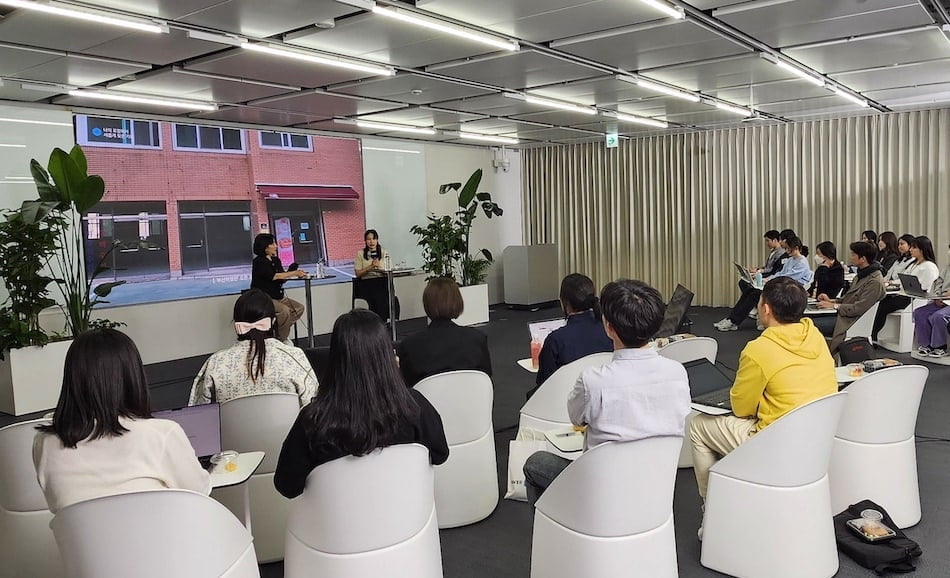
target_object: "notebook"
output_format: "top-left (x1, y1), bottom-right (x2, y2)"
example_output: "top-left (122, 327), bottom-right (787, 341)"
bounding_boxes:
top-left (898, 274), bottom-right (943, 299)
top-left (528, 318), bottom-right (567, 345)
top-left (684, 358), bottom-right (734, 415)
top-left (153, 403), bottom-right (222, 469)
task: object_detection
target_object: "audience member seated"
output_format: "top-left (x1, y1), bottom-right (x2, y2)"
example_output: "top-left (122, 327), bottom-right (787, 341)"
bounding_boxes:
top-left (353, 229), bottom-right (393, 322)
top-left (913, 247), bottom-right (950, 358)
top-left (871, 235), bottom-right (940, 343)
top-left (690, 278), bottom-right (837, 537)
top-left (861, 230), bottom-right (878, 247)
top-left (813, 242), bottom-right (886, 352)
top-left (533, 273), bottom-right (613, 391)
top-left (250, 233), bottom-right (307, 342)
top-left (33, 329), bottom-right (210, 514)
top-left (808, 241), bottom-right (845, 299)
top-left (396, 277), bottom-right (492, 387)
top-left (273, 310), bottom-right (449, 499)
top-left (741, 230), bottom-right (783, 293)
top-left (522, 279), bottom-right (690, 506)
top-left (884, 234), bottom-right (916, 284)
top-left (877, 231), bottom-right (900, 274)
top-left (189, 289), bottom-right (317, 407)
top-left (715, 235), bottom-right (810, 332)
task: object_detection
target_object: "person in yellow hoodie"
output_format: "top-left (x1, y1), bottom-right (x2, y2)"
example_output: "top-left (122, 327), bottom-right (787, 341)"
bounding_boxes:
top-left (689, 276), bottom-right (837, 534)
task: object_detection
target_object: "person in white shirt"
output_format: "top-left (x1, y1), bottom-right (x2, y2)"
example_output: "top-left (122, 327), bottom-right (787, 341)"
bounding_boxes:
top-left (33, 329), bottom-right (210, 514)
top-left (871, 235), bottom-right (940, 342)
top-left (522, 279), bottom-right (691, 505)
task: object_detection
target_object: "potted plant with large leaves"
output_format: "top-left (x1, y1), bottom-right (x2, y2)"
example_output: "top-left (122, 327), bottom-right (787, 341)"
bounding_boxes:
top-left (410, 168), bottom-right (503, 326)
top-left (0, 145), bottom-right (123, 415)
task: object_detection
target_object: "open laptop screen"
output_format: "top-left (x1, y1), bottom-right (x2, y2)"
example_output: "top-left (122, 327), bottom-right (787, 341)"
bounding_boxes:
top-left (528, 318), bottom-right (567, 345)
top-left (153, 403), bottom-right (222, 459)
top-left (655, 284), bottom-right (694, 338)
top-left (682, 358), bottom-right (734, 397)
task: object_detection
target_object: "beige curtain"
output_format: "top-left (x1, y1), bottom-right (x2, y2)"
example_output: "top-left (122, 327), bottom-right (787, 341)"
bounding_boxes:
top-left (523, 108), bottom-right (950, 306)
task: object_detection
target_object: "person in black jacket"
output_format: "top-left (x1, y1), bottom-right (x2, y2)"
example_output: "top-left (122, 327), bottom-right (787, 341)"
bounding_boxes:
top-left (877, 231), bottom-right (900, 274)
top-left (395, 277), bottom-right (492, 387)
top-left (274, 310), bottom-right (448, 499)
top-left (249, 233), bottom-right (307, 342)
top-left (808, 241), bottom-right (846, 299)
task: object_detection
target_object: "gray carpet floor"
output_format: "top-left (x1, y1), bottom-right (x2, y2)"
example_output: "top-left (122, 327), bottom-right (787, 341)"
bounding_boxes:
top-left (4, 305), bottom-right (949, 577)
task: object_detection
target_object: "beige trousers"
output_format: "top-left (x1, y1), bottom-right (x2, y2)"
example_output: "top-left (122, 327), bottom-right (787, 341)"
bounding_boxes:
top-left (689, 413), bottom-right (758, 499)
top-left (273, 296), bottom-right (305, 342)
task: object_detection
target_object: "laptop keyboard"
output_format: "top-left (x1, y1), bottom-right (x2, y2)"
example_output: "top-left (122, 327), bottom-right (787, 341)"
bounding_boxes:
top-left (693, 389), bottom-right (732, 409)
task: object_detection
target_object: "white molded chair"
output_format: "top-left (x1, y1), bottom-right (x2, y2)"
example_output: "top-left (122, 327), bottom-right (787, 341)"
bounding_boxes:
top-left (844, 301), bottom-right (880, 340)
top-left (284, 444), bottom-right (443, 578)
top-left (830, 365), bottom-right (928, 528)
top-left (519, 352), bottom-right (613, 431)
top-left (51, 489), bottom-right (259, 578)
top-left (415, 371), bottom-right (497, 528)
top-left (657, 337), bottom-right (718, 468)
top-left (530, 437), bottom-right (682, 578)
top-left (213, 392), bottom-right (300, 562)
top-left (0, 419), bottom-right (63, 578)
top-left (657, 336), bottom-right (718, 364)
top-left (701, 393), bottom-right (848, 578)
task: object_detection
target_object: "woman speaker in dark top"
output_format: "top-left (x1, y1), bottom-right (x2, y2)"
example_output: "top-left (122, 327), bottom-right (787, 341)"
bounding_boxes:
top-left (396, 278), bottom-right (492, 387)
top-left (808, 241), bottom-right (845, 299)
top-left (273, 309), bottom-right (449, 499)
top-left (249, 233), bottom-right (307, 342)
top-left (534, 273), bottom-right (613, 388)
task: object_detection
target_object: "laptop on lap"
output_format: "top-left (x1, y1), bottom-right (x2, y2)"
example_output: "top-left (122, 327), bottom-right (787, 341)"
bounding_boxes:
top-left (153, 403), bottom-right (222, 469)
top-left (684, 358), bottom-right (734, 415)
top-left (898, 274), bottom-right (943, 299)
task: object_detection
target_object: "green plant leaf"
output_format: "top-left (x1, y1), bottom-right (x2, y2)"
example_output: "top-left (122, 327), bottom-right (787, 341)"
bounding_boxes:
top-left (481, 248), bottom-right (493, 261)
top-left (476, 192), bottom-right (491, 201)
top-left (457, 169), bottom-right (482, 208)
top-left (68, 144), bottom-right (88, 175)
top-left (30, 160), bottom-right (60, 203)
top-left (47, 148), bottom-right (84, 205)
top-left (76, 175), bottom-right (105, 213)
top-left (438, 182), bottom-right (461, 195)
top-left (92, 280), bottom-right (126, 298)
top-left (19, 201), bottom-right (59, 225)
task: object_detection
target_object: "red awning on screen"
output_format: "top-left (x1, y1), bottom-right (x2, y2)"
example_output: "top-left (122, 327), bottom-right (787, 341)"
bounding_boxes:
top-left (257, 184), bottom-right (359, 200)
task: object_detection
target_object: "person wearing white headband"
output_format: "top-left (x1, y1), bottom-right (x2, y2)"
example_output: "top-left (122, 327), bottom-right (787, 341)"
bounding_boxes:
top-left (188, 289), bottom-right (317, 407)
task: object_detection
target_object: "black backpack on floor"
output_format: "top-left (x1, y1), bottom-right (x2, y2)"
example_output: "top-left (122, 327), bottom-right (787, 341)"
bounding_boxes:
top-left (833, 500), bottom-right (922, 575)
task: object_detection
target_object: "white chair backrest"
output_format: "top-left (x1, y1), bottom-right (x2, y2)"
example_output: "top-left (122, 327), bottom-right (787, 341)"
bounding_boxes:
top-left (220, 392), bottom-right (300, 473)
top-left (657, 337), bottom-right (718, 364)
top-left (0, 419), bottom-right (49, 513)
top-left (712, 393), bottom-right (848, 487)
top-left (414, 371), bottom-right (492, 445)
top-left (845, 302), bottom-right (880, 339)
top-left (51, 489), bottom-right (258, 578)
top-left (520, 352), bottom-right (613, 424)
top-left (837, 365), bottom-right (928, 444)
top-left (535, 436), bottom-right (681, 537)
top-left (288, 444), bottom-right (433, 554)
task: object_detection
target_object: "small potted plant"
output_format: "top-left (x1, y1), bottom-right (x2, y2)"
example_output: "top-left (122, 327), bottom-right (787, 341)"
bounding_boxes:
top-left (410, 168), bottom-right (502, 325)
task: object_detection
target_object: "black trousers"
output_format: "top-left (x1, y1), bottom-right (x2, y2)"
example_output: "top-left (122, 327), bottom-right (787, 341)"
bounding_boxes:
top-left (727, 286), bottom-right (762, 325)
top-left (871, 294), bottom-right (911, 341)
top-left (811, 314), bottom-right (837, 337)
top-left (355, 276), bottom-right (392, 322)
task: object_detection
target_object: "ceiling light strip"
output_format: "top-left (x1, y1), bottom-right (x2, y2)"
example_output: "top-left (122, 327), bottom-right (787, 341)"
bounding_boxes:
top-left (243, 43), bottom-right (394, 76)
top-left (637, 0), bottom-right (684, 20)
top-left (372, 6), bottom-right (519, 51)
top-left (0, 144), bottom-right (27, 148)
top-left (832, 88), bottom-right (869, 108)
top-left (772, 59), bottom-right (825, 87)
top-left (0, 117), bottom-right (73, 127)
top-left (67, 90), bottom-right (218, 111)
top-left (361, 146), bottom-right (422, 154)
top-left (0, 0), bottom-right (167, 33)
top-left (631, 78), bottom-right (701, 102)
top-left (715, 102), bottom-right (753, 116)
top-left (353, 120), bottom-right (437, 135)
top-left (458, 132), bottom-right (520, 144)
top-left (612, 113), bottom-right (669, 128)
top-left (506, 93), bottom-right (597, 115)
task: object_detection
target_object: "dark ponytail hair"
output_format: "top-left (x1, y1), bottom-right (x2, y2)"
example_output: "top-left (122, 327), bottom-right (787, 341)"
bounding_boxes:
top-left (362, 229), bottom-right (382, 261)
top-left (234, 289), bottom-right (277, 381)
top-left (559, 273), bottom-right (602, 320)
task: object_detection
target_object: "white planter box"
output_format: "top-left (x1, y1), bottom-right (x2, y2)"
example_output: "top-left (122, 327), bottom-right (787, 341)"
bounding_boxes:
top-left (0, 339), bottom-right (71, 416)
top-left (456, 284), bottom-right (490, 326)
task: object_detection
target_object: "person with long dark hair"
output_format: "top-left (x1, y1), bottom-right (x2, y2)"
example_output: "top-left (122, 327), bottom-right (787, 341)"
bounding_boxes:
top-left (871, 235), bottom-right (940, 342)
top-left (913, 243), bottom-right (950, 357)
top-left (353, 229), bottom-right (395, 322)
top-left (877, 231), bottom-right (900, 273)
top-left (33, 329), bottom-right (210, 513)
top-left (250, 233), bottom-right (307, 342)
top-left (396, 277), bottom-right (492, 387)
top-left (189, 289), bottom-right (317, 407)
top-left (861, 230), bottom-right (878, 246)
top-left (808, 241), bottom-right (845, 299)
top-left (273, 310), bottom-right (449, 499)
top-left (885, 234), bottom-right (916, 283)
top-left (534, 273), bottom-right (613, 388)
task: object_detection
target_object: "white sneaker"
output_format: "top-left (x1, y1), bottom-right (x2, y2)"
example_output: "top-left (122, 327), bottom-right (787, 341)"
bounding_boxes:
top-left (748, 309), bottom-right (758, 319)
top-left (756, 323), bottom-right (765, 331)
top-left (698, 525), bottom-right (704, 541)
top-left (713, 318), bottom-right (730, 329)
top-left (716, 319), bottom-right (738, 331)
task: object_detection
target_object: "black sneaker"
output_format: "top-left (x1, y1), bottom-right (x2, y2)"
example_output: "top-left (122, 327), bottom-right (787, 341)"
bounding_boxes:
top-left (918, 345), bottom-right (932, 356)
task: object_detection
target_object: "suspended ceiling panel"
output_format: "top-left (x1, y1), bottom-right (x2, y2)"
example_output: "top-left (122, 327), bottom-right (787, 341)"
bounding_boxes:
top-left (783, 28), bottom-right (950, 74)
top-left (642, 55), bottom-right (798, 91)
top-left (510, 126), bottom-right (603, 142)
top-left (558, 21), bottom-right (750, 72)
top-left (285, 13), bottom-right (498, 68)
top-left (52, 94), bottom-right (211, 115)
top-left (866, 83), bottom-right (950, 106)
top-left (328, 73), bottom-right (495, 105)
top-left (108, 69), bottom-right (296, 103)
top-left (418, 0), bottom-right (670, 43)
top-left (712, 79), bottom-right (835, 107)
top-left (0, 44), bottom-right (62, 77)
top-left (437, 93), bottom-right (560, 117)
top-left (509, 109), bottom-right (605, 127)
top-left (664, 107), bottom-right (749, 125)
top-left (0, 9), bottom-right (132, 53)
top-left (81, 29), bottom-right (226, 67)
top-left (830, 59), bottom-right (950, 93)
top-left (0, 82), bottom-right (56, 103)
top-left (456, 118), bottom-right (554, 134)
top-left (15, 55), bottom-right (151, 87)
top-left (756, 95), bottom-right (870, 116)
top-left (184, 48), bottom-right (378, 89)
top-left (247, 90), bottom-right (405, 117)
top-left (352, 107), bottom-right (487, 127)
top-left (189, 105), bottom-right (331, 126)
top-left (527, 76), bottom-right (653, 106)
top-left (176, 0), bottom-right (358, 39)
top-left (716, 0), bottom-right (934, 49)
top-left (427, 51), bottom-right (601, 90)
top-left (82, 0), bottom-right (229, 20)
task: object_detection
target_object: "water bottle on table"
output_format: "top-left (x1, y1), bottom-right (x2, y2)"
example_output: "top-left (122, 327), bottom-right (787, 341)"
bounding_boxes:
top-left (384, 254), bottom-right (392, 271)
top-left (754, 271), bottom-right (763, 288)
